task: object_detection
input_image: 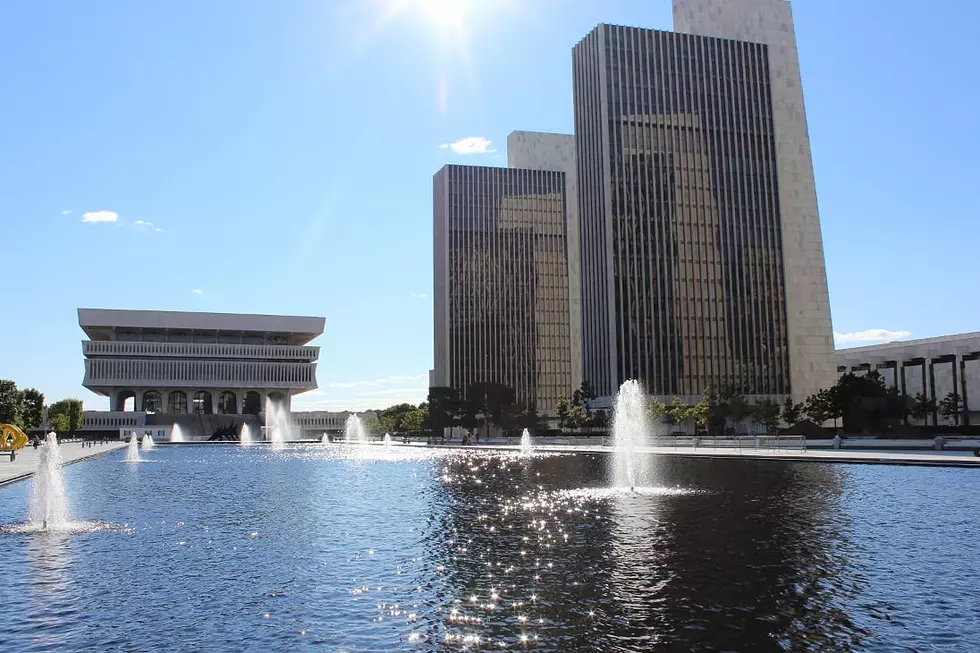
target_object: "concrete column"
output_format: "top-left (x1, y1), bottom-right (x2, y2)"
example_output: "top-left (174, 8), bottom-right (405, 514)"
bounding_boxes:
top-left (962, 356), bottom-right (971, 426)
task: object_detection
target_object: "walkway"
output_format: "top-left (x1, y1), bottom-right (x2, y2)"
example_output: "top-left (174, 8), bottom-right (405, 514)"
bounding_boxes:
top-left (0, 440), bottom-right (127, 486)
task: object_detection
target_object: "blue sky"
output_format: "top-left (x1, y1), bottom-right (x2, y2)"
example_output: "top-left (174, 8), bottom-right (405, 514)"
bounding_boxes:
top-left (1, 0), bottom-right (978, 411)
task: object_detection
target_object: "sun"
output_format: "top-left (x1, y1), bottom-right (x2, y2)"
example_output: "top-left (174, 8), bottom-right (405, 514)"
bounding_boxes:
top-left (418, 0), bottom-right (470, 30)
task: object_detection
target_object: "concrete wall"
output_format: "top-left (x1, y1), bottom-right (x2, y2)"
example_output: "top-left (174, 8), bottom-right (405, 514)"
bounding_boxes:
top-left (836, 332), bottom-right (980, 424)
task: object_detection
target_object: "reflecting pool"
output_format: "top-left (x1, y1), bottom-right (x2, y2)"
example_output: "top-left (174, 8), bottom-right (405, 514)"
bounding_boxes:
top-left (0, 445), bottom-right (978, 651)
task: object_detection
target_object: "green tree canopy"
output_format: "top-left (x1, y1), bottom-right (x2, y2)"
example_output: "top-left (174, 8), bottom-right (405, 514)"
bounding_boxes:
top-left (48, 399), bottom-right (83, 436)
top-left (400, 405), bottom-right (429, 433)
top-left (21, 388), bottom-right (45, 430)
top-left (939, 392), bottom-right (963, 426)
top-left (556, 395), bottom-right (570, 430)
top-left (0, 380), bottom-right (24, 426)
top-left (781, 397), bottom-right (803, 427)
top-left (752, 399), bottom-right (781, 433)
top-left (647, 397), bottom-right (666, 423)
top-left (428, 387), bottom-right (462, 431)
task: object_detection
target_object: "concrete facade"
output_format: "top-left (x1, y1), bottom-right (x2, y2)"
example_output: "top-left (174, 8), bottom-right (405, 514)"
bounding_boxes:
top-left (673, 0), bottom-right (836, 403)
top-left (79, 308), bottom-right (325, 420)
top-left (836, 333), bottom-right (980, 425)
top-left (506, 131), bottom-right (583, 392)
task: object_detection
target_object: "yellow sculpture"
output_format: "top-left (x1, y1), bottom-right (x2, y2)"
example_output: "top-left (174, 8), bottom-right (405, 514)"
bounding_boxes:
top-left (0, 424), bottom-right (29, 451)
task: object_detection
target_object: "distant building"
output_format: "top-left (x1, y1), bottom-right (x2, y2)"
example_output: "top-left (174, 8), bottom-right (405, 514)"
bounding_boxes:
top-left (507, 131), bottom-right (583, 392)
top-left (79, 308), bottom-right (325, 439)
top-left (432, 165), bottom-right (573, 416)
top-left (835, 333), bottom-right (980, 426)
top-left (572, 0), bottom-right (834, 403)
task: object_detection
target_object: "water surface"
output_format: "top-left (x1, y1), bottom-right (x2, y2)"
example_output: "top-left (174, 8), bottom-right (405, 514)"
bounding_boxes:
top-left (0, 445), bottom-right (977, 652)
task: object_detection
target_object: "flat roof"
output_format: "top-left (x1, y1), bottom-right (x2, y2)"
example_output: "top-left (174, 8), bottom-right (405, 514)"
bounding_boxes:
top-left (78, 308), bottom-right (325, 341)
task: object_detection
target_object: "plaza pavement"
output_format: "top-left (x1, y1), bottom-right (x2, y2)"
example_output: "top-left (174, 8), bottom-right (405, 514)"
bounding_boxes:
top-left (0, 440), bottom-right (127, 486)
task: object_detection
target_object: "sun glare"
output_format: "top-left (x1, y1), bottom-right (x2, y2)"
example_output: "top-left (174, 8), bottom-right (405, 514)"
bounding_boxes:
top-left (419, 0), bottom-right (469, 29)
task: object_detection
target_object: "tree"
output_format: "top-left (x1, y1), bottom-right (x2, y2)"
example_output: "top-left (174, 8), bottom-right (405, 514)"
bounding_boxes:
top-left (592, 409), bottom-right (610, 430)
top-left (556, 395), bottom-right (570, 431)
top-left (665, 396), bottom-right (688, 427)
top-left (910, 393), bottom-right (937, 425)
top-left (804, 390), bottom-right (833, 425)
top-left (782, 397), bottom-right (803, 427)
top-left (0, 379), bottom-right (24, 426)
top-left (647, 397), bottom-right (666, 423)
top-left (428, 387), bottom-right (463, 432)
top-left (571, 381), bottom-right (598, 424)
top-left (400, 405), bottom-right (429, 432)
top-left (48, 399), bottom-right (83, 437)
top-left (689, 397), bottom-right (710, 433)
top-left (465, 382), bottom-right (517, 430)
top-left (939, 392), bottom-right (964, 426)
top-left (567, 403), bottom-right (587, 429)
top-left (752, 399), bottom-right (781, 434)
top-left (721, 385), bottom-right (751, 431)
top-left (20, 388), bottom-right (45, 430)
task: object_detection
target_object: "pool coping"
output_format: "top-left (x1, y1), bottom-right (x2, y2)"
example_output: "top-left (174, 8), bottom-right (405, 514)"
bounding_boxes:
top-left (0, 443), bottom-right (127, 488)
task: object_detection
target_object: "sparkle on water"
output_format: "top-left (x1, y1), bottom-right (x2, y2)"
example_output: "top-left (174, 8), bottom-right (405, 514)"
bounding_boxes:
top-left (170, 424), bottom-right (185, 443)
top-left (611, 379), bottom-right (653, 490)
top-left (345, 414), bottom-right (368, 444)
top-left (124, 434), bottom-right (141, 463)
top-left (1, 441), bottom-right (978, 651)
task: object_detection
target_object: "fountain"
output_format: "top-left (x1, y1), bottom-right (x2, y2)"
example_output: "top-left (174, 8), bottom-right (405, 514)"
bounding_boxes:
top-left (321, 433), bottom-right (329, 444)
top-left (383, 432), bottom-right (393, 447)
top-left (141, 434), bottom-right (154, 451)
top-left (520, 428), bottom-right (534, 456)
top-left (240, 423), bottom-right (253, 446)
top-left (28, 433), bottom-right (69, 529)
top-left (611, 379), bottom-right (653, 490)
top-left (265, 399), bottom-right (293, 450)
top-left (344, 414), bottom-right (367, 444)
top-left (125, 433), bottom-right (141, 463)
top-left (170, 424), bottom-right (185, 443)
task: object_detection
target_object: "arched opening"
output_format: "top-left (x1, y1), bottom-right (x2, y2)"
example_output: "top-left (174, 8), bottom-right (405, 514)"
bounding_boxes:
top-left (217, 391), bottom-right (238, 415)
top-left (192, 391), bottom-right (213, 415)
top-left (142, 391), bottom-right (162, 414)
top-left (115, 390), bottom-right (136, 412)
top-left (242, 391), bottom-right (262, 415)
top-left (169, 391), bottom-right (188, 415)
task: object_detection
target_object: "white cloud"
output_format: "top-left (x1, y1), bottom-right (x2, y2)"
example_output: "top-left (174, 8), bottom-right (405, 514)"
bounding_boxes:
top-left (409, 292), bottom-right (428, 299)
top-left (191, 289), bottom-right (204, 295)
top-left (834, 329), bottom-right (912, 346)
top-left (439, 136), bottom-right (495, 155)
top-left (60, 210), bottom-right (72, 215)
top-left (134, 219), bottom-right (164, 233)
top-left (81, 210), bottom-right (119, 223)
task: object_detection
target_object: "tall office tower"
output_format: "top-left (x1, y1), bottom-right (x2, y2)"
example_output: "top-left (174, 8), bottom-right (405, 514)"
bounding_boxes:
top-left (507, 131), bottom-right (583, 392)
top-left (672, 0), bottom-right (835, 404)
top-left (572, 0), bottom-right (833, 402)
top-left (432, 165), bottom-right (572, 416)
